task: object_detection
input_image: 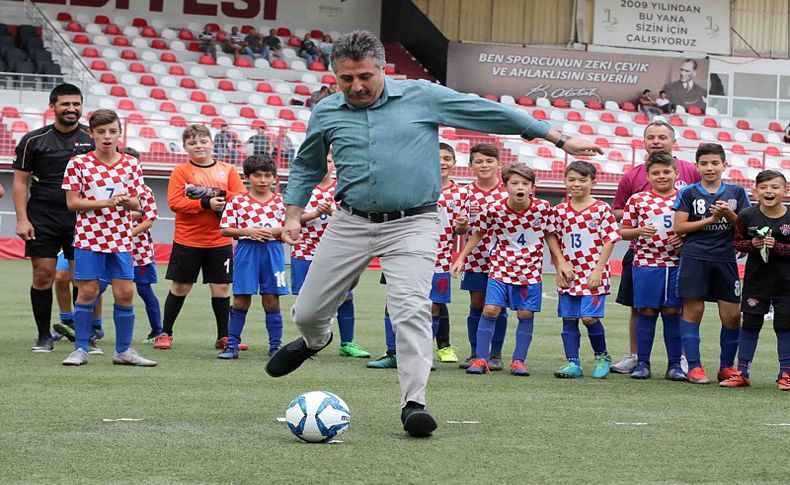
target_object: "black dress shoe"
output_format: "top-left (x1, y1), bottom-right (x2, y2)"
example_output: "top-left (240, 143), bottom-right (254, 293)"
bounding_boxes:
top-left (265, 333), bottom-right (333, 378)
top-left (401, 403), bottom-right (437, 437)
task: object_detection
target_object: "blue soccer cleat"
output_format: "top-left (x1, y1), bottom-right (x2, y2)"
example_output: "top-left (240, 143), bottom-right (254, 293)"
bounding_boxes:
top-left (554, 362), bottom-right (583, 378)
top-left (593, 353), bottom-right (612, 379)
top-left (664, 363), bottom-right (686, 381)
top-left (630, 361), bottom-right (651, 379)
top-left (217, 346), bottom-right (239, 360)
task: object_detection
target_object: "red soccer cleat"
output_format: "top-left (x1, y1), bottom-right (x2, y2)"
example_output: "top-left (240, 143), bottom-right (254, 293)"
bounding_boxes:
top-left (717, 366), bottom-right (739, 382)
top-left (777, 372), bottom-right (790, 391)
top-left (686, 366), bottom-right (710, 384)
top-left (719, 371), bottom-right (751, 387)
top-left (214, 337), bottom-right (249, 351)
top-left (153, 334), bottom-right (173, 350)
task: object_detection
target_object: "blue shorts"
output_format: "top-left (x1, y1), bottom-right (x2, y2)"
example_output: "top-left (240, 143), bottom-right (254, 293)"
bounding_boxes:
top-left (430, 272), bottom-right (452, 304)
top-left (677, 257), bottom-right (740, 303)
top-left (73, 248), bottom-right (134, 281)
top-left (291, 256), bottom-right (353, 299)
top-left (485, 278), bottom-right (542, 312)
top-left (56, 251), bottom-right (70, 271)
top-left (134, 263), bottom-right (158, 285)
top-left (633, 266), bottom-right (681, 309)
top-left (557, 294), bottom-right (606, 319)
top-left (460, 271), bottom-right (488, 292)
top-left (233, 240), bottom-right (289, 296)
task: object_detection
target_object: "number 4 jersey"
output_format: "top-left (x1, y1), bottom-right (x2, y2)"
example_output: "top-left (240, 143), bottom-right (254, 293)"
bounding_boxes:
top-left (473, 198), bottom-right (554, 285)
top-left (622, 190), bottom-right (680, 267)
top-left (551, 200), bottom-right (621, 296)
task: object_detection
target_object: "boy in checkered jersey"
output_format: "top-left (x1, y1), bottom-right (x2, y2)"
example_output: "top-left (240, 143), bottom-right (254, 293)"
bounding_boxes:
top-left (291, 150), bottom-right (370, 358)
top-left (218, 154), bottom-right (288, 359)
top-left (618, 152), bottom-right (685, 381)
top-left (451, 163), bottom-right (552, 376)
top-left (60, 109), bottom-right (156, 367)
top-left (547, 160), bottom-right (620, 379)
top-left (455, 143), bottom-right (509, 371)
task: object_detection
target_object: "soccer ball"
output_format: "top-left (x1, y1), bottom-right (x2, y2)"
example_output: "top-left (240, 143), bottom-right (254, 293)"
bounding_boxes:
top-left (285, 391), bottom-right (350, 443)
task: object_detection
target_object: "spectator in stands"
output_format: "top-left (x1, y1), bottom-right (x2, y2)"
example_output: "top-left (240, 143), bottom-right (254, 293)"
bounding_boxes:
top-left (784, 122), bottom-right (790, 144)
top-left (263, 28), bottom-right (284, 62)
top-left (243, 27), bottom-right (268, 60)
top-left (223, 26), bottom-right (246, 62)
top-left (637, 89), bottom-right (662, 120)
top-left (298, 34), bottom-right (320, 65)
top-left (320, 34), bottom-right (334, 69)
top-left (661, 59), bottom-right (707, 112)
top-left (656, 90), bottom-right (671, 114)
top-left (272, 133), bottom-right (294, 163)
top-left (246, 127), bottom-right (272, 155)
top-left (214, 124), bottom-right (241, 165)
top-left (198, 24), bottom-right (217, 59)
top-left (309, 86), bottom-right (331, 110)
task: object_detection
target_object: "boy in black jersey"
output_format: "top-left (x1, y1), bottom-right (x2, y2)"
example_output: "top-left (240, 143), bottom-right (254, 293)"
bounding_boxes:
top-left (12, 83), bottom-right (94, 353)
top-left (723, 170), bottom-right (790, 390)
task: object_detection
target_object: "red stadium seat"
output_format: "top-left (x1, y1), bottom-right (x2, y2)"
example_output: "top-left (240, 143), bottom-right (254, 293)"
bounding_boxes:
top-left (218, 80), bottom-right (235, 91)
top-left (180, 78), bottom-right (197, 89)
top-left (686, 106), bottom-right (702, 115)
top-left (94, 15), bottom-right (110, 24)
top-left (128, 62), bottom-right (146, 73)
top-left (531, 109), bottom-right (547, 120)
top-left (139, 75), bottom-right (157, 86)
top-left (257, 82), bottom-right (273, 92)
top-left (160, 53), bottom-right (177, 63)
top-left (170, 115), bottom-right (187, 127)
top-left (169, 65), bottom-right (186, 76)
top-left (731, 144), bottom-right (747, 155)
top-left (595, 137), bottom-right (610, 148)
top-left (703, 117), bottom-right (719, 128)
top-left (126, 112), bottom-right (145, 124)
top-left (579, 124), bottom-right (595, 135)
top-left (100, 72), bottom-right (117, 84)
top-left (456, 142), bottom-right (470, 153)
top-left (614, 126), bottom-right (631, 137)
top-left (321, 74), bottom-right (336, 84)
top-left (768, 122), bottom-right (783, 132)
top-left (187, 42), bottom-right (201, 52)
top-left (294, 85), bottom-right (311, 96)
top-left (109, 85), bottom-right (127, 97)
top-left (567, 111), bottom-right (582, 122)
top-left (112, 36), bottom-right (130, 47)
top-left (551, 160), bottom-right (566, 172)
top-left (90, 60), bottom-right (108, 70)
top-left (279, 109), bottom-right (296, 120)
top-left (251, 119), bottom-right (267, 130)
top-left (309, 61), bottom-right (327, 72)
top-left (608, 150), bottom-right (625, 162)
top-left (782, 159), bottom-right (790, 170)
top-left (748, 157), bottom-right (763, 169)
top-left (683, 129), bottom-right (699, 140)
top-left (117, 99), bottom-right (136, 111)
top-left (239, 107), bottom-right (257, 119)
top-left (66, 22), bottom-right (84, 33)
top-left (600, 112), bottom-right (616, 123)
top-left (669, 115), bottom-right (684, 127)
top-left (631, 139), bottom-right (645, 149)
top-left (552, 99), bottom-right (569, 108)
top-left (241, 25), bottom-right (254, 34)
top-left (621, 102), bottom-right (637, 112)
top-left (178, 29), bottom-right (194, 41)
top-left (132, 18), bottom-right (148, 28)
top-left (482, 94), bottom-right (498, 102)
top-left (728, 168), bottom-right (745, 180)
top-left (537, 147), bottom-right (554, 158)
top-left (104, 24), bottom-right (121, 35)
top-left (198, 55), bottom-right (216, 65)
top-left (751, 133), bottom-right (767, 143)
top-left (266, 95), bottom-right (284, 106)
top-left (517, 96), bottom-right (534, 107)
top-left (735, 119), bottom-right (751, 130)
top-left (151, 39), bottom-right (167, 50)
top-left (205, 23), bottom-right (220, 32)
top-left (210, 117), bottom-right (226, 128)
top-left (235, 57), bottom-right (253, 68)
top-left (2, 106), bottom-right (20, 118)
top-left (634, 114), bottom-right (649, 125)
top-left (310, 29), bottom-right (325, 39)
top-left (121, 49), bottom-right (138, 60)
top-left (271, 59), bottom-right (288, 70)
top-left (150, 88), bottom-right (167, 100)
top-left (288, 36), bottom-right (302, 48)
top-left (11, 120), bottom-right (29, 132)
top-left (291, 121), bottom-right (307, 133)
top-left (215, 32), bottom-right (227, 42)
top-left (73, 34), bottom-right (90, 44)
top-left (587, 100), bottom-right (603, 110)
top-left (160, 102), bottom-right (177, 113)
top-left (717, 131), bottom-right (733, 142)
top-left (141, 27), bottom-right (157, 38)
top-left (440, 128), bottom-right (458, 140)
top-left (150, 141), bottom-right (168, 153)
top-left (277, 27), bottom-right (292, 36)
top-left (200, 105), bottom-right (218, 116)
top-left (190, 91), bottom-right (208, 103)
top-left (56, 12), bottom-right (72, 22)
top-left (766, 145), bottom-right (781, 156)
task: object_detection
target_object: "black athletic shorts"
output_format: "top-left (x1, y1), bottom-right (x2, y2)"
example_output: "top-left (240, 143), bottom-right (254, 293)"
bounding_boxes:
top-left (742, 296), bottom-right (790, 315)
top-left (25, 200), bottom-right (75, 259)
top-left (615, 248), bottom-right (634, 307)
top-left (166, 242), bottom-right (233, 284)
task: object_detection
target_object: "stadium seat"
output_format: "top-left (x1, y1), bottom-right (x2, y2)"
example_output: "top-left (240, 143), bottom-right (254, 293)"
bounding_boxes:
top-left (687, 106), bottom-right (703, 115)
top-left (567, 111), bottom-right (582, 122)
top-left (151, 39), bottom-right (167, 49)
top-left (149, 141), bottom-right (168, 153)
top-left (11, 120), bottom-right (30, 132)
top-left (322, 74), bottom-right (336, 84)
top-left (747, 157), bottom-right (763, 169)
top-left (621, 102), bottom-right (637, 112)
top-left (579, 124), bottom-right (595, 135)
top-left (111, 36), bottom-right (130, 47)
top-left (751, 133), bottom-right (767, 143)
top-left (168, 65), bottom-right (186, 76)
top-left (595, 137), bottom-right (610, 148)
top-left (104, 24), bottom-right (121, 35)
top-left (309, 61), bottom-right (326, 71)
top-left (537, 146), bottom-right (554, 158)
top-left (2, 106), bottom-right (20, 118)
top-left (551, 160), bottom-right (566, 172)
top-left (178, 29), bottom-right (194, 41)
top-left (717, 131), bottom-right (733, 142)
top-left (150, 88), bottom-right (167, 100)
top-left (728, 168), bottom-right (745, 180)
top-left (234, 56), bottom-right (253, 68)
top-left (703, 118), bottom-right (719, 128)
top-left (132, 18), bottom-right (148, 28)
top-left (118, 99), bottom-right (136, 111)
top-left (139, 75), bottom-right (157, 86)
top-left (141, 26), bottom-right (157, 38)
top-left (180, 78), bottom-right (197, 89)
top-left (440, 128), bottom-right (458, 140)
top-left (109, 85), bottom-right (127, 97)
top-left (608, 150), bottom-right (625, 162)
top-left (217, 80), bottom-right (235, 91)
top-left (189, 91), bottom-right (208, 103)
top-left (251, 119), bottom-right (267, 130)
top-left (531, 109), bottom-right (547, 120)
top-left (200, 105), bottom-right (218, 116)
top-left (100, 72), bottom-right (118, 84)
top-left (456, 142), bottom-right (470, 153)
top-left (90, 60), bottom-right (108, 70)
top-left (271, 59), bottom-right (288, 69)
top-left (482, 94), bottom-right (498, 102)
top-left (294, 85), bottom-right (311, 96)
top-left (126, 112), bottom-right (145, 124)
top-left (766, 145), bottom-right (781, 156)
top-left (517, 96), bottom-right (534, 107)
top-left (121, 49), bottom-right (138, 60)
top-left (257, 82), bottom-right (273, 93)
top-left (66, 22), bottom-right (84, 33)
top-left (634, 114), bottom-right (649, 125)
top-left (82, 46), bottom-right (99, 58)
top-left (279, 109), bottom-right (296, 120)
top-left (291, 121), bottom-right (307, 133)
top-left (128, 62), bottom-right (146, 73)
top-left (160, 52), bottom-right (177, 63)
top-left (160, 102), bottom-right (177, 113)
top-left (768, 122), bottom-right (783, 132)
top-left (277, 27), bottom-right (291, 36)
top-left (288, 36), bottom-right (302, 48)
top-left (198, 55), bottom-right (216, 65)
top-left (587, 100), bottom-right (603, 110)
top-left (73, 34), bottom-right (90, 44)
top-left (239, 107), bottom-right (257, 119)
top-left (600, 112), bottom-right (616, 123)
top-left (669, 116), bottom-right (684, 127)
top-left (614, 126), bottom-right (631, 137)
top-left (731, 144), bottom-right (747, 155)
top-left (169, 115), bottom-right (187, 127)
top-left (209, 117), bottom-right (226, 128)
top-left (93, 15), bottom-right (110, 25)
top-left (683, 129), bottom-right (699, 140)
top-left (267, 95), bottom-right (284, 106)
top-left (56, 12), bottom-right (72, 21)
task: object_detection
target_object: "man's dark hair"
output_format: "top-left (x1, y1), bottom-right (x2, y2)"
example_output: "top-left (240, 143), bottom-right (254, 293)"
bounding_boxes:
top-left (502, 162), bottom-right (536, 185)
top-left (88, 109), bottom-right (120, 130)
top-left (330, 30), bottom-right (385, 70)
top-left (565, 160), bottom-right (597, 180)
top-left (683, 58), bottom-right (698, 70)
top-left (121, 146), bottom-right (140, 160)
top-left (470, 143), bottom-right (499, 161)
top-left (243, 154), bottom-right (277, 176)
top-left (642, 89), bottom-right (651, 94)
top-left (439, 142), bottom-right (455, 160)
top-left (695, 143), bottom-right (726, 162)
top-left (644, 120), bottom-right (676, 139)
top-left (659, 90), bottom-right (667, 95)
top-left (755, 170), bottom-right (787, 186)
top-left (645, 151), bottom-right (676, 173)
top-left (49, 83), bottom-right (83, 104)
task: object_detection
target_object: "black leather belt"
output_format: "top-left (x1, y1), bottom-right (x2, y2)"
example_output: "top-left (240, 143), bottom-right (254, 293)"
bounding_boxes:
top-left (339, 201), bottom-right (437, 223)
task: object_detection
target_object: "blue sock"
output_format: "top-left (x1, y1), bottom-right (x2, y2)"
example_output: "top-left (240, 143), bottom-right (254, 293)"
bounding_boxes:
top-left (719, 326), bottom-right (740, 370)
top-left (431, 315), bottom-right (439, 339)
top-left (661, 313), bottom-right (682, 365)
top-left (680, 320), bottom-right (702, 369)
top-left (73, 302), bottom-right (93, 352)
top-left (384, 312), bottom-right (396, 352)
top-left (584, 319), bottom-right (607, 355)
top-left (776, 329), bottom-right (790, 379)
top-left (475, 314), bottom-right (497, 361)
top-left (467, 306), bottom-right (482, 354)
top-left (491, 311), bottom-right (508, 354)
top-left (113, 304), bottom-right (135, 353)
top-left (265, 309), bottom-right (283, 351)
top-left (512, 317), bottom-right (534, 362)
top-left (636, 313), bottom-right (658, 363)
top-left (59, 311), bottom-right (73, 324)
top-left (136, 283), bottom-right (162, 333)
top-left (336, 299), bottom-right (355, 344)
top-left (561, 318), bottom-right (581, 365)
top-left (737, 327), bottom-right (760, 378)
top-left (227, 307), bottom-right (248, 349)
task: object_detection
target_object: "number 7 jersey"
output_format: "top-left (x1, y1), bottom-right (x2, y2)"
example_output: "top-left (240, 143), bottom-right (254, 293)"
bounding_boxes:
top-left (550, 199), bottom-right (621, 296)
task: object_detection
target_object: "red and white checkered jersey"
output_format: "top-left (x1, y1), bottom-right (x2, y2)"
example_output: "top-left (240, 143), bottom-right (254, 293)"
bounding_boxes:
top-left (132, 184), bottom-right (158, 266)
top-left (291, 181), bottom-right (336, 260)
top-left (220, 192), bottom-right (285, 240)
top-left (461, 182), bottom-right (507, 273)
top-left (551, 200), bottom-right (621, 296)
top-left (62, 152), bottom-right (143, 253)
top-left (435, 181), bottom-right (467, 272)
top-left (474, 198), bottom-right (554, 285)
top-left (622, 190), bottom-right (680, 267)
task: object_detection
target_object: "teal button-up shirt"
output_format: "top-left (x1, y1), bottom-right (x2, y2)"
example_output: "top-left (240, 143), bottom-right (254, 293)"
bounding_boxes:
top-left (284, 78), bottom-right (550, 213)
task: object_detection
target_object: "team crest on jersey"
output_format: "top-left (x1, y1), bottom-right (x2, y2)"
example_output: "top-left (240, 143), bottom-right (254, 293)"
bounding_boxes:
top-left (531, 219), bottom-right (542, 227)
top-left (780, 224), bottom-right (790, 236)
top-left (747, 298), bottom-right (759, 307)
top-left (726, 199), bottom-right (738, 211)
top-left (674, 180), bottom-right (688, 189)
top-left (589, 220), bottom-right (598, 229)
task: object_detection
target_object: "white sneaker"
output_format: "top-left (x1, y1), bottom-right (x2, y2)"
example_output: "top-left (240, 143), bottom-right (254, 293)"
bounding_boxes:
top-left (112, 348), bottom-right (158, 367)
top-left (610, 353), bottom-right (637, 373)
top-left (62, 348), bottom-right (89, 366)
top-left (680, 355), bottom-right (689, 374)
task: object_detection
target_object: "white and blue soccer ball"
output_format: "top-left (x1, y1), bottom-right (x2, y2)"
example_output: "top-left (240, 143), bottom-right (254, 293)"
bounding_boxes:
top-left (285, 391), bottom-right (351, 443)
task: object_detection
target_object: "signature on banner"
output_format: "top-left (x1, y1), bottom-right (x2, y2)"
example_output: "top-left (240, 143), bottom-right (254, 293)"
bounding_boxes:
top-left (524, 83), bottom-right (603, 102)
